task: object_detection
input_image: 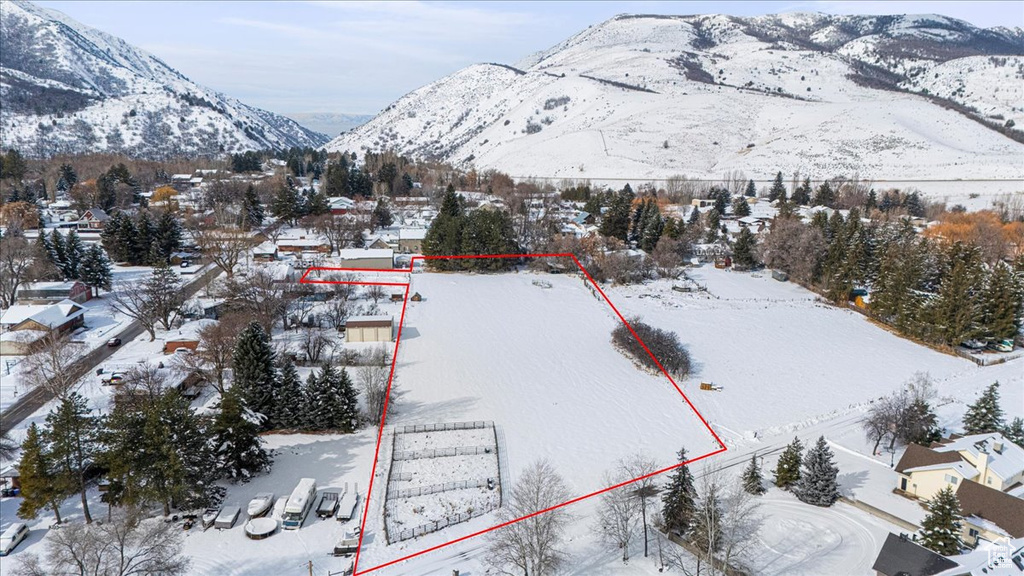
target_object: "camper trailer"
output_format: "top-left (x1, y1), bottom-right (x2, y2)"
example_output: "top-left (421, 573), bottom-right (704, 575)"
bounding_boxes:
top-left (282, 478), bottom-right (317, 530)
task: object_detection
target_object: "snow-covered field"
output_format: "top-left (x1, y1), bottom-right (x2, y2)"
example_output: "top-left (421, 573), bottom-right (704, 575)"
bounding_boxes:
top-left (2, 266), bottom-right (1020, 576)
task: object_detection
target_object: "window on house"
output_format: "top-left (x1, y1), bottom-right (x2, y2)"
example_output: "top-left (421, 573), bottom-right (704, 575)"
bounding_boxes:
top-left (986, 477), bottom-right (992, 485)
top-left (944, 474), bottom-right (959, 485)
top-left (968, 528), bottom-right (979, 538)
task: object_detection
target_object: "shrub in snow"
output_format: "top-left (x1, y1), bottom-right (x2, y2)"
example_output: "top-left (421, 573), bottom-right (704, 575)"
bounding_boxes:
top-left (611, 318), bottom-right (691, 378)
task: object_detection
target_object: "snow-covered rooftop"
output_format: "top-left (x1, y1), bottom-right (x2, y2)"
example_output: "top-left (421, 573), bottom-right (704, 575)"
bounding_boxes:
top-left (338, 248), bottom-right (394, 259)
top-left (935, 433), bottom-right (1024, 483)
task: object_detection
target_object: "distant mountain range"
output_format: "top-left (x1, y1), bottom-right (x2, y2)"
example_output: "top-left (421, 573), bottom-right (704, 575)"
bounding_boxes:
top-left (0, 0), bottom-right (328, 158)
top-left (328, 12), bottom-right (1024, 183)
top-left (284, 113), bottom-right (375, 138)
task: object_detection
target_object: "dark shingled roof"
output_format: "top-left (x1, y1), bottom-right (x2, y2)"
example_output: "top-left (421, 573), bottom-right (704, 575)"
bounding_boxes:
top-left (956, 480), bottom-right (1024, 538)
top-left (872, 533), bottom-right (958, 576)
top-left (895, 443), bottom-right (963, 474)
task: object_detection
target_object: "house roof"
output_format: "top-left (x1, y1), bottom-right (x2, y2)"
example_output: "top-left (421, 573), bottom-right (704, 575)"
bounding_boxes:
top-left (0, 299), bottom-right (85, 329)
top-left (904, 461), bottom-right (979, 481)
top-left (17, 281), bottom-right (81, 293)
top-left (956, 479), bottom-right (1024, 538)
top-left (872, 532), bottom-right (958, 576)
top-left (338, 248), bottom-right (393, 260)
top-left (81, 208), bottom-right (109, 220)
top-left (937, 537), bottom-right (1024, 575)
top-left (346, 316), bottom-right (392, 327)
top-left (933, 433), bottom-right (1024, 482)
top-left (896, 443), bottom-right (964, 474)
top-left (399, 228), bottom-right (427, 241)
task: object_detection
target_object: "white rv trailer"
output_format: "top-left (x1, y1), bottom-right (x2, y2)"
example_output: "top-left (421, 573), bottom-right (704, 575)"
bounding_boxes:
top-left (282, 478), bottom-right (317, 530)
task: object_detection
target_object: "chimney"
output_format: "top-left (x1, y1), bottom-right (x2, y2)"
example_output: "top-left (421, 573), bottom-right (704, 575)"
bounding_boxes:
top-left (993, 441), bottom-right (1003, 454)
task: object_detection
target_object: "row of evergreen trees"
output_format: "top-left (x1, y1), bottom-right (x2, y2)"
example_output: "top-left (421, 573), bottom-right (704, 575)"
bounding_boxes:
top-left (36, 229), bottom-right (113, 291)
top-left (764, 209), bottom-right (1024, 346)
top-left (231, 322), bottom-right (360, 433)
top-left (270, 176), bottom-right (330, 226)
top-left (322, 154), bottom-right (375, 198)
top-left (100, 210), bottom-right (182, 266)
top-left (773, 436), bottom-right (841, 506)
top-left (17, 386), bottom-right (270, 524)
top-left (422, 185), bottom-right (520, 271)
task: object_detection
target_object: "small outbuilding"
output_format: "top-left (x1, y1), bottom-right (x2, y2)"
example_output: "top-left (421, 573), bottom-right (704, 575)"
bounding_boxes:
top-left (345, 316), bottom-right (393, 343)
top-left (339, 248), bottom-right (394, 270)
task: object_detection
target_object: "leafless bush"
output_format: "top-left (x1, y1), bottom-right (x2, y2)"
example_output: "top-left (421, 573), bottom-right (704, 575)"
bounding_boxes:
top-left (358, 345), bottom-right (394, 424)
top-left (14, 507), bottom-right (190, 576)
top-left (21, 331), bottom-right (82, 401)
top-left (612, 318), bottom-right (692, 378)
top-left (300, 326), bottom-right (333, 364)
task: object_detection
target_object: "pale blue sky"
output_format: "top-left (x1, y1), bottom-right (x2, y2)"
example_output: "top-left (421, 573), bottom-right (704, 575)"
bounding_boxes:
top-left (36, 1), bottom-right (1024, 115)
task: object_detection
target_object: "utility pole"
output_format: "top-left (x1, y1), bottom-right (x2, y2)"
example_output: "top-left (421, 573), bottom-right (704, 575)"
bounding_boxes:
top-left (308, 560), bottom-right (313, 576)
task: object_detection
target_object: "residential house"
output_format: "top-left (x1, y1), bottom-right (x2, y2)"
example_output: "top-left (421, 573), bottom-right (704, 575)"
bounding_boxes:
top-left (895, 434), bottom-right (1024, 501)
top-left (77, 208), bottom-right (110, 231)
top-left (16, 281), bottom-right (93, 304)
top-left (956, 480), bottom-right (1024, 546)
top-left (0, 299), bottom-right (86, 354)
top-left (253, 242), bottom-right (278, 262)
top-left (276, 236), bottom-right (330, 253)
top-left (872, 532), bottom-right (1024, 576)
top-left (329, 196), bottom-right (355, 215)
top-left (398, 228), bottom-right (427, 253)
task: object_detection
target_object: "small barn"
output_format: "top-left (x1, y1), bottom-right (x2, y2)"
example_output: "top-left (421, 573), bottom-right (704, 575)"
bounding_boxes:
top-left (339, 248), bottom-right (394, 270)
top-left (16, 281), bottom-right (93, 304)
top-left (345, 316), bottom-right (393, 343)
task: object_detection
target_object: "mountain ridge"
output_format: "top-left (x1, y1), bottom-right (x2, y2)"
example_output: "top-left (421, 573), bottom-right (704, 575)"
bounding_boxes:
top-left (328, 12), bottom-right (1024, 185)
top-left (0, 0), bottom-right (328, 158)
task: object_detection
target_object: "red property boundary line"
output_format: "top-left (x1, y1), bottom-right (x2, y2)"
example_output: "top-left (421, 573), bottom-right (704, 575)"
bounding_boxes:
top-left (299, 253), bottom-right (728, 575)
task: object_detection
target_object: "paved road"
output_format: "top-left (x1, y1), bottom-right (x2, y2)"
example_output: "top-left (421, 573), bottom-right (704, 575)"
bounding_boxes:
top-left (0, 265), bottom-right (221, 434)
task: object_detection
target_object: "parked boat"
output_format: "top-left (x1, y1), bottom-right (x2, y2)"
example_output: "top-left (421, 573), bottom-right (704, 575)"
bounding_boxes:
top-left (201, 507), bottom-right (220, 530)
top-left (247, 493), bottom-right (274, 518)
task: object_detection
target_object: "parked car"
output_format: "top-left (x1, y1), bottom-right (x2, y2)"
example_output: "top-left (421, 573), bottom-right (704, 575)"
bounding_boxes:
top-left (180, 260), bottom-right (191, 268)
top-left (107, 337), bottom-right (122, 347)
top-left (101, 372), bottom-right (125, 385)
top-left (0, 523), bottom-right (28, 556)
top-left (960, 339), bottom-right (986, 350)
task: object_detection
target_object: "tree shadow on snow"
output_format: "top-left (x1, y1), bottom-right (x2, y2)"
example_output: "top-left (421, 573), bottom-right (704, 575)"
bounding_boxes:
top-left (837, 470), bottom-right (869, 496)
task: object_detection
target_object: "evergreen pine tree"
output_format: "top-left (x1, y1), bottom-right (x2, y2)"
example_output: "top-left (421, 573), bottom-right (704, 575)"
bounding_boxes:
top-left (63, 230), bottom-right (84, 279)
top-left (927, 242), bottom-right (985, 345)
top-left (732, 227), bottom-right (758, 268)
top-left (272, 358), bottom-right (303, 429)
top-left (332, 367), bottom-right (360, 432)
top-left (742, 453), bottom-right (766, 495)
top-left (791, 178), bottom-right (812, 206)
top-left (35, 230), bottom-right (54, 267)
top-left (211, 386), bottom-right (272, 482)
top-left (768, 172), bottom-right (786, 203)
top-left (271, 182), bottom-right (300, 225)
top-left (152, 211), bottom-right (182, 265)
top-left (143, 391), bottom-right (224, 514)
top-left (133, 211), bottom-right (155, 266)
top-left (981, 261), bottom-right (1024, 340)
top-left (774, 437), bottom-right (803, 489)
top-left (371, 198), bottom-right (394, 231)
top-left (865, 190), bottom-right (878, 211)
top-left (794, 435), bottom-right (840, 507)
top-left (423, 185), bottom-right (466, 270)
top-left (50, 229), bottom-right (68, 278)
top-left (687, 206), bottom-right (700, 226)
top-left (733, 197), bottom-right (751, 217)
top-left (745, 179), bottom-right (757, 198)
top-left (598, 185), bottom-right (634, 242)
top-left (46, 393), bottom-right (100, 523)
top-left (903, 398), bottom-right (943, 445)
top-left (661, 448), bottom-right (698, 536)
top-left (919, 486), bottom-right (963, 555)
top-left (232, 322), bottom-right (277, 426)
top-left (639, 201), bottom-right (663, 252)
top-left (1003, 417), bottom-right (1024, 447)
top-left (79, 244), bottom-right (113, 293)
top-left (303, 369), bottom-right (331, 431)
top-left (812, 181), bottom-right (836, 207)
top-left (712, 188), bottom-right (729, 216)
top-left (704, 210), bottom-right (721, 243)
top-left (16, 423), bottom-right (65, 523)
top-left (963, 382), bottom-right (1005, 434)
top-left (240, 184), bottom-right (265, 230)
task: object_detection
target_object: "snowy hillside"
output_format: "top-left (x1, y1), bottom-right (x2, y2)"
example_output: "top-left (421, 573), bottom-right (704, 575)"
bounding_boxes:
top-left (328, 13), bottom-right (1024, 184)
top-left (0, 0), bottom-right (328, 157)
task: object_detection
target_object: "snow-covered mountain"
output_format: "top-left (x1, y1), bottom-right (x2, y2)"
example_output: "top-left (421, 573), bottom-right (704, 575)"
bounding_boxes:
top-left (328, 13), bottom-right (1024, 183)
top-left (283, 112), bottom-right (375, 138)
top-left (0, 0), bottom-right (328, 158)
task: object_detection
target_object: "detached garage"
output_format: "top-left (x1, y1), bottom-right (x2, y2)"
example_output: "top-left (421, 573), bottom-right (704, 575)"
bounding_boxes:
top-left (345, 316), bottom-right (393, 342)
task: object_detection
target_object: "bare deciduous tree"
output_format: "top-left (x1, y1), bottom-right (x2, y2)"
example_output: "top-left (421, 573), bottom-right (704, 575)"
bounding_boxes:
top-left (324, 297), bottom-right (350, 331)
top-left (365, 284), bottom-right (385, 304)
top-left (488, 459), bottom-right (573, 576)
top-left (358, 345), bottom-right (393, 424)
top-left (222, 269), bottom-right (288, 332)
top-left (190, 224), bottom-right (253, 278)
top-left (301, 326), bottom-right (333, 364)
top-left (14, 507), bottom-right (190, 576)
top-left (171, 314), bottom-right (243, 394)
top-left (21, 331), bottom-right (82, 400)
top-left (0, 233), bottom-right (49, 309)
top-left (597, 471), bottom-right (641, 562)
top-left (312, 213), bottom-right (369, 255)
top-left (109, 268), bottom-right (182, 341)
